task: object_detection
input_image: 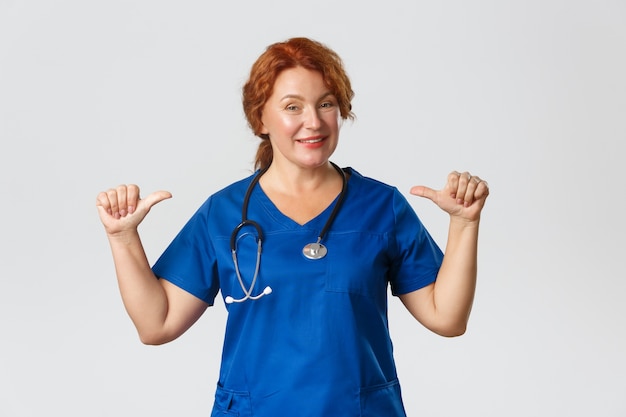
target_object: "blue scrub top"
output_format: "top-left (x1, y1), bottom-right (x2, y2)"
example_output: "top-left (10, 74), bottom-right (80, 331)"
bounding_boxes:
top-left (152, 168), bottom-right (443, 417)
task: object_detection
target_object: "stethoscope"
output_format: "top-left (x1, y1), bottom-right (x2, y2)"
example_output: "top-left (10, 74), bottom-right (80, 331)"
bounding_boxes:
top-left (224, 162), bottom-right (347, 304)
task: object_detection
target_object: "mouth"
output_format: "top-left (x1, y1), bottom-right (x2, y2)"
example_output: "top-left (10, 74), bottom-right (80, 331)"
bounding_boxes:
top-left (296, 136), bottom-right (325, 144)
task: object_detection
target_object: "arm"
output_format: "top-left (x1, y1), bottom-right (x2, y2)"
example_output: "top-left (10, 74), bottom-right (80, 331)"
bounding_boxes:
top-left (96, 185), bottom-right (209, 345)
top-left (399, 171), bottom-right (489, 337)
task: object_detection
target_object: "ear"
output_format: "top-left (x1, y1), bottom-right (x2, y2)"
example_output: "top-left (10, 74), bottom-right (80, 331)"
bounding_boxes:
top-left (259, 111), bottom-right (269, 135)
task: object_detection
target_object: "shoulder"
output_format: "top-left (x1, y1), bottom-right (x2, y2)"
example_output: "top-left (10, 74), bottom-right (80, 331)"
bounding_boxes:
top-left (345, 167), bottom-right (404, 202)
top-left (340, 167), bottom-right (414, 227)
top-left (346, 167), bottom-right (422, 225)
top-left (346, 167), bottom-right (397, 192)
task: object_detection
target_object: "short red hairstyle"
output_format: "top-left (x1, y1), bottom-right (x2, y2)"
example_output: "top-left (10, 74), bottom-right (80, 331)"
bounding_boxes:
top-left (242, 37), bottom-right (355, 170)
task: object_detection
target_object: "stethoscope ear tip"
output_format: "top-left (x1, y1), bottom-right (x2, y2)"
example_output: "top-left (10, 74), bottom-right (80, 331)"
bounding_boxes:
top-left (263, 286), bottom-right (272, 295)
top-left (225, 296), bottom-right (235, 304)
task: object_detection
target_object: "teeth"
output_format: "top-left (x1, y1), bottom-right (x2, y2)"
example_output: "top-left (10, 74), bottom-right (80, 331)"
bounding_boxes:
top-left (299, 138), bottom-right (323, 143)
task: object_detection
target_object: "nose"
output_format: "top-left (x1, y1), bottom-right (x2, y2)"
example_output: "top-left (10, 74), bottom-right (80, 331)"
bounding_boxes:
top-left (304, 107), bottom-right (322, 130)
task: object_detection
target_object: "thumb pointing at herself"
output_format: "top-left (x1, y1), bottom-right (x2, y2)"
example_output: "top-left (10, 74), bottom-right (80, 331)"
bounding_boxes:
top-left (96, 185), bottom-right (172, 235)
top-left (410, 185), bottom-right (436, 202)
top-left (410, 183), bottom-right (462, 217)
top-left (410, 171), bottom-right (490, 221)
top-left (139, 190), bottom-right (172, 213)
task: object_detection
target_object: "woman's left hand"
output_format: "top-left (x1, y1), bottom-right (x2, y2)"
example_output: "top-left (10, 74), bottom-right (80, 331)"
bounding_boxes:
top-left (410, 171), bottom-right (489, 222)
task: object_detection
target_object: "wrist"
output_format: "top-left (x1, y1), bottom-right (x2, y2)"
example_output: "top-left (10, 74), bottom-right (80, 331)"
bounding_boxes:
top-left (107, 228), bottom-right (141, 246)
top-left (448, 216), bottom-right (480, 233)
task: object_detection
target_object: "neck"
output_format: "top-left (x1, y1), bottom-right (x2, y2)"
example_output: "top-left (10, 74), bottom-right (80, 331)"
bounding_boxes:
top-left (260, 161), bottom-right (341, 196)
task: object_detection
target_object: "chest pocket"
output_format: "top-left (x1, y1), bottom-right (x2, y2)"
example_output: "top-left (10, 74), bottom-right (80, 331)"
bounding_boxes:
top-left (325, 232), bottom-right (389, 298)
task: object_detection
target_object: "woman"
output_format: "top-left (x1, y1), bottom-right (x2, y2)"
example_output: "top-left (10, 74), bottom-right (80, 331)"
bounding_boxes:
top-left (96, 37), bottom-right (489, 416)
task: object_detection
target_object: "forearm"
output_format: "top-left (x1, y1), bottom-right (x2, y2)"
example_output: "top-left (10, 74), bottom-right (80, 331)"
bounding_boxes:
top-left (406, 169), bottom-right (488, 336)
top-left (432, 218), bottom-right (480, 333)
top-left (107, 230), bottom-right (169, 342)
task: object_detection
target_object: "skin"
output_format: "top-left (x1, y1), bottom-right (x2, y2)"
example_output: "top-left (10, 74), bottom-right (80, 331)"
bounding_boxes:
top-left (258, 67), bottom-right (344, 225)
top-left (96, 66), bottom-right (489, 344)
top-left (96, 185), bottom-right (208, 345)
top-left (404, 171), bottom-right (489, 336)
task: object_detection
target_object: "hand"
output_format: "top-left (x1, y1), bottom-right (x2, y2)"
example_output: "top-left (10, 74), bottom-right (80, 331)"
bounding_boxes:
top-left (410, 171), bottom-right (489, 222)
top-left (96, 184), bottom-right (172, 236)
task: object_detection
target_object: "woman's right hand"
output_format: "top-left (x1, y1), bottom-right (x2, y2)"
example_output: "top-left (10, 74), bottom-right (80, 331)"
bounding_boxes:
top-left (96, 184), bottom-right (172, 236)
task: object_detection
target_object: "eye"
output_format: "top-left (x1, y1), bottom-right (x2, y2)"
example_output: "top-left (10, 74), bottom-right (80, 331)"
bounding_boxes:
top-left (319, 94), bottom-right (338, 109)
top-left (285, 104), bottom-right (300, 112)
top-left (319, 100), bottom-right (338, 112)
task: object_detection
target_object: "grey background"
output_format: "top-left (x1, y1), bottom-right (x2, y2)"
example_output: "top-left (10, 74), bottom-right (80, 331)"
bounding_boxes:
top-left (1, 1), bottom-right (624, 416)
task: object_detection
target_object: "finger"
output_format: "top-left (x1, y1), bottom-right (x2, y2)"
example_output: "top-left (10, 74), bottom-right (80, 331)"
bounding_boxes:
top-left (462, 175), bottom-right (482, 207)
top-left (447, 171), bottom-right (461, 198)
top-left (105, 188), bottom-right (120, 219)
top-left (473, 178), bottom-right (490, 200)
top-left (141, 190), bottom-right (173, 211)
top-left (95, 192), bottom-right (113, 216)
top-left (463, 175), bottom-right (490, 207)
top-left (410, 185), bottom-right (437, 202)
top-left (116, 185), bottom-right (129, 217)
top-left (126, 184), bottom-right (140, 214)
top-left (452, 171), bottom-right (471, 204)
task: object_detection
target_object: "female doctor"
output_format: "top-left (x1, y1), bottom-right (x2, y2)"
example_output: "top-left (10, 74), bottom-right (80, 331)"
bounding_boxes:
top-left (96, 37), bottom-right (489, 416)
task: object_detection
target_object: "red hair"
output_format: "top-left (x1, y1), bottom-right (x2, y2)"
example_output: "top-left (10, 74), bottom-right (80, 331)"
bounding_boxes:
top-left (242, 37), bottom-right (355, 170)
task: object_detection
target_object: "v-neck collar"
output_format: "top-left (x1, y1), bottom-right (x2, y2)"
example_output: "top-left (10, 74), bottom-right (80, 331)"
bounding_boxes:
top-left (249, 166), bottom-right (351, 230)
top-left (252, 181), bottom-right (343, 229)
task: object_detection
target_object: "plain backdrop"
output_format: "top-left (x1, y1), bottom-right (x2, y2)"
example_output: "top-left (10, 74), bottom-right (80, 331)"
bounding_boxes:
top-left (1, 1), bottom-right (624, 416)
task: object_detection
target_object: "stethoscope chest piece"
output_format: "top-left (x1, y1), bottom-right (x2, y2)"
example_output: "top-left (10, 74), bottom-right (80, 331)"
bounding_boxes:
top-left (303, 242), bottom-right (327, 260)
top-left (227, 161), bottom-right (346, 302)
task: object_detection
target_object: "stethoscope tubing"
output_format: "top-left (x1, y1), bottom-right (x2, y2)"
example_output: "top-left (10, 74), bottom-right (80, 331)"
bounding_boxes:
top-left (226, 162), bottom-right (347, 303)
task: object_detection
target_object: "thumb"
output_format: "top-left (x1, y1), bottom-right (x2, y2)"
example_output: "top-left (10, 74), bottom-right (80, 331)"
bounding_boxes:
top-left (410, 185), bottom-right (437, 202)
top-left (140, 190), bottom-right (172, 211)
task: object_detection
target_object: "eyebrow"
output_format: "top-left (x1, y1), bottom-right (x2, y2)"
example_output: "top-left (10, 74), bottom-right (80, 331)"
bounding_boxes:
top-left (279, 92), bottom-right (335, 102)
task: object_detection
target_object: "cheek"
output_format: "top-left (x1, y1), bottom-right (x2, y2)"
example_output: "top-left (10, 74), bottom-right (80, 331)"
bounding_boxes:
top-left (323, 113), bottom-right (340, 132)
top-left (267, 115), bottom-right (300, 136)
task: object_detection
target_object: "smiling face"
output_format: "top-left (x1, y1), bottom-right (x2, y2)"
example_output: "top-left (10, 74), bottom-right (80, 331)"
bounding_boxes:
top-left (260, 66), bottom-right (340, 170)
